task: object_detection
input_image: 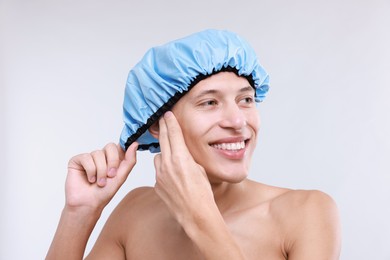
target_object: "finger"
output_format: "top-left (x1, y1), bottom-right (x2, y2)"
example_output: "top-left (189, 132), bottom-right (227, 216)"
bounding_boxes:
top-left (115, 141), bottom-right (138, 184)
top-left (153, 154), bottom-right (164, 196)
top-left (91, 150), bottom-right (108, 187)
top-left (163, 111), bottom-right (190, 156)
top-left (69, 153), bottom-right (97, 183)
top-left (158, 115), bottom-right (171, 158)
top-left (153, 153), bottom-right (161, 175)
top-left (103, 143), bottom-right (120, 177)
top-left (117, 143), bottom-right (126, 161)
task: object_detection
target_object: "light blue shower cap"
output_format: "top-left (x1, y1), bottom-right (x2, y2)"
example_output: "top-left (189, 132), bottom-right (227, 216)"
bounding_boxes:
top-left (120, 29), bottom-right (269, 152)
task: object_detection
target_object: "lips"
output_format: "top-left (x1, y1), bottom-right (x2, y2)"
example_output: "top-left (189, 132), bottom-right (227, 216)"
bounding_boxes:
top-left (211, 141), bottom-right (245, 151)
top-left (209, 136), bottom-right (250, 157)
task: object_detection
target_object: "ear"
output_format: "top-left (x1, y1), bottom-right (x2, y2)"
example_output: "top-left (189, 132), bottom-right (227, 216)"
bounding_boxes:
top-left (148, 121), bottom-right (159, 139)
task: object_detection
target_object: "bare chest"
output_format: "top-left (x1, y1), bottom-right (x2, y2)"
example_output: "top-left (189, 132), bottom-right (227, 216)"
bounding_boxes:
top-left (124, 206), bottom-right (286, 260)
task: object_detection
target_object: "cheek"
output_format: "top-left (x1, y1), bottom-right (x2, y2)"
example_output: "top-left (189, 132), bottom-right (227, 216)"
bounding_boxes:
top-left (246, 110), bottom-right (261, 132)
top-left (174, 114), bottom-right (200, 142)
top-left (180, 116), bottom-right (207, 144)
top-left (176, 115), bottom-right (212, 160)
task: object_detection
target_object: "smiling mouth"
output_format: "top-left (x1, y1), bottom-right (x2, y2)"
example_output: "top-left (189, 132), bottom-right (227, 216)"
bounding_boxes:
top-left (210, 141), bottom-right (246, 151)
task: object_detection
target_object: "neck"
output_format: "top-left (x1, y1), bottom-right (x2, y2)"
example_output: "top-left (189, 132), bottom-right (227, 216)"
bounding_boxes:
top-left (210, 179), bottom-right (249, 214)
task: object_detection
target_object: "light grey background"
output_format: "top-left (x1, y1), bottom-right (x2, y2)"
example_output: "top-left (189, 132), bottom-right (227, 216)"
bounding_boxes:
top-left (1, 0), bottom-right (389, 259)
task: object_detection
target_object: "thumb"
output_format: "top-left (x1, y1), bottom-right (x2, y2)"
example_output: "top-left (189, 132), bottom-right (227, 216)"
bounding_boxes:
top-left (116, 142), bottom-right (138, 183)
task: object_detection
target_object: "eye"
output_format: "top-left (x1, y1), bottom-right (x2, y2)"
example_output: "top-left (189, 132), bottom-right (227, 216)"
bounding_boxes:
top-left (200, 99), bottom-right (218, 107)
top-left (244, 97), bottom-right (254, 103)
top-left (239, 96), bottom-right (255, 106)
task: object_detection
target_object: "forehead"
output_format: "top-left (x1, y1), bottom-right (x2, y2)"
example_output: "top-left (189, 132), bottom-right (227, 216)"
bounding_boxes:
top-left (187, 72), bottom-right (253, 96)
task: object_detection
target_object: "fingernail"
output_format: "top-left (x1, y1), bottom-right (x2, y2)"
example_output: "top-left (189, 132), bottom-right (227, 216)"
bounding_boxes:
top-left (164, 111), bottom-right (172, 118)
top-left (132, 141), bottom-right (139, 150)
top-left (89, 176), bottom-right (96, 183)
top-left (98, 178), bottom-right (107, 186)
top-left (108, 168), bottom-right (117, 177)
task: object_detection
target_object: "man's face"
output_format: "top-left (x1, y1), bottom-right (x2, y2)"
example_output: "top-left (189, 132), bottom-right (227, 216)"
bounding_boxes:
top-left (172, 72), bottom-right (260, 184)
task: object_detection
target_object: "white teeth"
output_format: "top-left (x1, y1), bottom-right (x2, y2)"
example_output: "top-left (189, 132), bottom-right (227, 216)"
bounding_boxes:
top-left (212, 141), bottom-right (245, 151)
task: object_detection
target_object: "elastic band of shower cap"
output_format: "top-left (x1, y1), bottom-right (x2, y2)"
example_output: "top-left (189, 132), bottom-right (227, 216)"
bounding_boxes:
top-left (119, 29), bottom-right (270, 153)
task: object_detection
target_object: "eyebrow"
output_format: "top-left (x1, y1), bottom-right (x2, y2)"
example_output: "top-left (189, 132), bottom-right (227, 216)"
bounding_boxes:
top-left (239, 86), bottom-right (255, 93)
top-left (193, 85), bottom-right (254, 99)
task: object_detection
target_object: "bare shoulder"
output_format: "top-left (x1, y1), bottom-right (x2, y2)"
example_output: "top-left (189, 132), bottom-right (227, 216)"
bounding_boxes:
top-left (86, 187), bottom-right (158, 259)
top-left (269, 188), bottom-right (340, 231)
top-left (119, 186), bottom-right (157, 206)
top-left (97, 186), bottom-right (161, 237)
top-left (271, 189), bottom-right (339, 215)
top-left (113, 186), bottom-right (161, 219)
top-left (269, 189), bottom-right (341, 259)
top-left (246, 181), bottom-right (339, 222)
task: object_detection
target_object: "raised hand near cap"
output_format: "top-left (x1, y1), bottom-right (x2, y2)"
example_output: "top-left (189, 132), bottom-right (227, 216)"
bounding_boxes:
top-left (65, 142), bottom-right (138, 212)
top-left (153, 111), bottom-right (215, 223)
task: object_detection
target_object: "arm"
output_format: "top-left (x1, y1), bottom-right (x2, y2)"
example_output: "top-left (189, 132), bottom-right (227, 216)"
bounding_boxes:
top-left (46, 206), bottom-right (101, 260)
top-left (153, 112), bottom-right (245, 259)
top-left (46, 142), bottom-right (138, 260)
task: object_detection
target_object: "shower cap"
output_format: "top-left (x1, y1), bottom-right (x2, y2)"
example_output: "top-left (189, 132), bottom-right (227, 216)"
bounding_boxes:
top-left (119, 29), bottom-right (269, 152)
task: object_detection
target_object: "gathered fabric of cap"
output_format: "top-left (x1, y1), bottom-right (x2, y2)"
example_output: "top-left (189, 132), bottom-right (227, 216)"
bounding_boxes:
top-left (120, 29), bottom-right (270, 153)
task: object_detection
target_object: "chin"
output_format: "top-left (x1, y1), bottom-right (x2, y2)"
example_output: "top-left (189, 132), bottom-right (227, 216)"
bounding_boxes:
top-left (205, 163), bottom-right (250, 184)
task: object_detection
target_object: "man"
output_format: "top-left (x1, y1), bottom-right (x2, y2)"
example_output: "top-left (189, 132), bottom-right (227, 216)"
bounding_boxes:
top-left (47, 29), bottom-right (341, 259)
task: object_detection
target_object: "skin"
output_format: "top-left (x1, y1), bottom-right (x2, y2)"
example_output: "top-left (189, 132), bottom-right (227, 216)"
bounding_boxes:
top-left (46, 72), bottom-right (341, 260)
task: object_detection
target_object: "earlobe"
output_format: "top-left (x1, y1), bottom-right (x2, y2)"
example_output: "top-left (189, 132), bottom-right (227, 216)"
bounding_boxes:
top-left (149, 121), bottom-right (160, 139)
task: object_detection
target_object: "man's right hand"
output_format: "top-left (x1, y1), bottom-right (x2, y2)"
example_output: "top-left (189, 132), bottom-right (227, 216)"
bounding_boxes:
top-left (46, 142), bottom-right (138, 260)
top-left (65, 142), bottom-right (138, 213)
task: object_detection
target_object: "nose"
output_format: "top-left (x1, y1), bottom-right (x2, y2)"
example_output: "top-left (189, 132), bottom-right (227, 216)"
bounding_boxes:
top-left (218, 103), bottom-right (246, 131)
